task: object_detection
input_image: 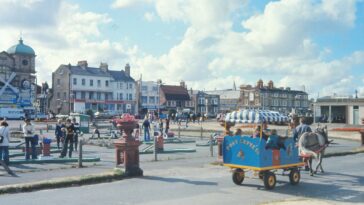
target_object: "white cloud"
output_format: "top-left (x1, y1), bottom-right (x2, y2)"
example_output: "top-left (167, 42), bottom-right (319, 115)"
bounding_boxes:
top-left (111, 0), bottom-right (152, 9)
top-left (0, 1), bottom-right (135, 85)
top-left (128, 0), bottom-right (362, 94)
top-left (144, 12), bottom-right (155, 22)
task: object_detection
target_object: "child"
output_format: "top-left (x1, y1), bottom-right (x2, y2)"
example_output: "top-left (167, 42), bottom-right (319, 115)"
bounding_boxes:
top-left (265, 129), bottom-right (286, 150)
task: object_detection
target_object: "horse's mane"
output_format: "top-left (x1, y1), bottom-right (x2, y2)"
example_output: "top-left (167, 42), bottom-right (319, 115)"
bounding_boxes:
top-left (298, 132), bottom-right (326, 159)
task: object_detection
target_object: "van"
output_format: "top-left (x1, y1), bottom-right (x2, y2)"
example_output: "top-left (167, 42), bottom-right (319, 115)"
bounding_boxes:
top-left (0, 108), bottom-right (25, 120)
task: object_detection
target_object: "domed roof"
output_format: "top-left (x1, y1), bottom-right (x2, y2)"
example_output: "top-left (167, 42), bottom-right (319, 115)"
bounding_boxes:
top-left (7, 38), bottom-right (35, 55)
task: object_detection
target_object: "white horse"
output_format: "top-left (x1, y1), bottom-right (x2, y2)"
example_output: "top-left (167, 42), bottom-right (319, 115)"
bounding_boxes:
top-left (298, 126), bottom-right (330, 176)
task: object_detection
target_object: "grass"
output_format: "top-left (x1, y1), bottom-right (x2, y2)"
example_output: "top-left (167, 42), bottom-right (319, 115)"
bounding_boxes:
top-left (0, 169), bottom-right (125, 195)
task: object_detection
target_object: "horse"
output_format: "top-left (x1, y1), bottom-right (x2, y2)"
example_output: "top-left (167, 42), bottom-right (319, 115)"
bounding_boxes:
top-left (298, 126), bottom-right (331, 176)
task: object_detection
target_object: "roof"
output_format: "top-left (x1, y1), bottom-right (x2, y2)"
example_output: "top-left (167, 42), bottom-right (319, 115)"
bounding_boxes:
top-left (108, 70), bottom-right (134, 82)
top-left (7, 38), bottom-right (35, 55)
top-left (205, 90), bottom-right (240, 99)
top-left (65, 65), bottom-right (111, 77)
top-left (259, 87), bottom-right (307, 95)
top-left (161, 85), bottom-right (190, 101)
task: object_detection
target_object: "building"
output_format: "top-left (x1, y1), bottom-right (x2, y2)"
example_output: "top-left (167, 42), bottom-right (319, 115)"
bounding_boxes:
top-left (0, 38), bottom-right (36, 110)
top-left (159, 81), bottom-right (192, 112)
top-left (49, 61), bottom-right (136, 115)
top-left (189, 90), bottom-right (220, 116)
top-left (205, 90), bottom-right (240, 112)
top-left (314, 96), bottom-right (364, 125)
top-left (239, 80), bottom-right (309, 114)
top-left (137, 80), bottom-right (160, 115)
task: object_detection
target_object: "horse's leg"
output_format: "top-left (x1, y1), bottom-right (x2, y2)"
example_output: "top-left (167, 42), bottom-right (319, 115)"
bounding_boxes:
top-left (314, 153), bottom-right (321, 174)
top-left (309, 157), bottom-right (314, 176)
top-left (319, 150), bottom-right (324, 173)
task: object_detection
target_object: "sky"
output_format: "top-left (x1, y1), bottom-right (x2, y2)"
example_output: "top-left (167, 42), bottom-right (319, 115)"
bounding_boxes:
top-left (0, 0), bottom-right (363, 98)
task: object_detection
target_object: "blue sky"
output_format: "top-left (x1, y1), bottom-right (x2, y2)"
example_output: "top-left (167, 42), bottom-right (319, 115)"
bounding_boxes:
top-left (0, 0), bottom-right (363, 98)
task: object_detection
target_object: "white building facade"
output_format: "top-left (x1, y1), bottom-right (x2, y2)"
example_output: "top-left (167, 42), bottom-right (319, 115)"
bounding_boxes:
top-left (139, 81), bottom-right (160, 113)
top-left (50, 61), bottom-right (137, 115)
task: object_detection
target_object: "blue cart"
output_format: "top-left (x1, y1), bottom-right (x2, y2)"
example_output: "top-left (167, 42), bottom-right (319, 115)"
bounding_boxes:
top-left (222, 110), bottom-right (304, 190)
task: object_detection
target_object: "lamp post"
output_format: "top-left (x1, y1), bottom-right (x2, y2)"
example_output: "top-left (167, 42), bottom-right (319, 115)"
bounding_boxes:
top-left (155, 79), bottom-right (162, 161)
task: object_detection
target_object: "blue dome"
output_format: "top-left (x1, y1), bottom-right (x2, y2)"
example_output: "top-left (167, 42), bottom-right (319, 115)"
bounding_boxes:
top-left (7, 38), bottom-right (35, 55)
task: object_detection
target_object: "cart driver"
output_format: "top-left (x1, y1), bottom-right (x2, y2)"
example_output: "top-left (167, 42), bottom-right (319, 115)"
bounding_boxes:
top-left (292, 117), bottom-right (312, 143)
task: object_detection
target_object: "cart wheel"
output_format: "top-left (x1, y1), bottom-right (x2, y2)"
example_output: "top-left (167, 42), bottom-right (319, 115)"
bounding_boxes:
top-left (289, 168), bottom-right (300, 185)
top-left (263, 171), bottom-right (276, 190)
top-left (232, 169), bottom-right (245, 185)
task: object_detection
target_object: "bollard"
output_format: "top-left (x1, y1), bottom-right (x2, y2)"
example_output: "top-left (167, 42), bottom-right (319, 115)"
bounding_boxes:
top-left (154, 133), bottom-right (158, 161)
top-left (178, 125), bottom-right (181, 138)
top-left (78, 139), bottom-right (83, 168)
top-left (200, 126), bottom-right (203, 140)
top-left (209, 134), bottom-right (213, 157)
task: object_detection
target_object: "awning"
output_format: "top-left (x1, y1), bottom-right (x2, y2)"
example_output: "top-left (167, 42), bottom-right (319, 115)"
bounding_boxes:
top-left (224, 109), bottom-right (289, 124)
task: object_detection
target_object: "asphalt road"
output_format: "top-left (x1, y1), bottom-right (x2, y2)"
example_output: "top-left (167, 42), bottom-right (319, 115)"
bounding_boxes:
top-left (0, 153), bottom-right (363, 205)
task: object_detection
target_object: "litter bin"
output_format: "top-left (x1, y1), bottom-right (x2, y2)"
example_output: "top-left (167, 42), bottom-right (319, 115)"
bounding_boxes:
top-left (359, 129), bottom-right (364, 146)
top-left (70, 113), bottom-right (90, 134)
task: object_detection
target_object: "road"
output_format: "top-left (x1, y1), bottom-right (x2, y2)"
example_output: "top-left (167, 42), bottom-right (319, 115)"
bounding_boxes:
top-left (1, 153), bottom-right (363, 205)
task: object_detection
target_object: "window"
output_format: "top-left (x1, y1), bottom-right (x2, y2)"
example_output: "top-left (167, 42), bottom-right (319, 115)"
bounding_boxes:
top-left (89, 92), bottom-right (94, 100)
top-left (142, 96), bottom-right (147, 104)
top-left (105, 93), bottom-right (109, 101)
top-left (119, 82), bottom-right (123, 89)
top-left (282, 100), bottom-right (287, 106)
top-left (141, 86), bottom-right (148, 91)
top-left (129, 94), bottom-right (132, 100)
top-left (82, 79), bottom-right (85, 86)
top-left (97, 92), bottom-right (101, 100)
top-left (63, 92), bottom-right (67, 100)
top-left (105, 80), bottom-right (109, 87)
top-left (149, 96), bottom-right (155, 104)
top-left (57, 79), bottom-right (60, 85)
top-left (152, 86), bottom-right (158, 91)
top-left (81, 91), bottom-right (85, 100)
top-left (97, 80), bottom-right (101, 87)
top-left (57, 92), bottom-right (60, 98)
top-left (73, 78), bottom-right (77, 85)
top-left (273, 99), bottom-right (278, 106)
top-left (129, 83), bottom-right (133, 89)
top-left (199, 98), bottom-right (204, 104)
top-left (90, 80), bottom-right (93, 86)
top-left (119, 93), bottom-right (123, 100)
top-left (274, 93), bottom-right (279, 97)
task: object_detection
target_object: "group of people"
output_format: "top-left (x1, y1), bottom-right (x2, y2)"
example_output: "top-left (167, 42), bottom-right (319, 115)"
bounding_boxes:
top-left (232, 117), bottom-right (312, 151)
top-left (142, 117), bottom-right (170, 142)
top-left (55, 118), bottom-right (80, 158)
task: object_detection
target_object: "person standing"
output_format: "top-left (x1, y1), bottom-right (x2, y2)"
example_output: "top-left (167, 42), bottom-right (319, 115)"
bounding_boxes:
top-left (23, 119), bottom-right (36, 160)
top-left (159, 118), bottom-right (164, 134)
top-left (55, 119), bottom-right (65, 149)
top-left (142, 118), bottom-right (151, 141)
top-left (0, 120), bottom-right (10, 165)
top-left (292, 117), bottom-right (312, 143)
top-left (60, 119), bottom-right (75, 158)
top-left (165, 118), bottom-right (170, 135)
top-left (72, 118), bottom-right (80, 151)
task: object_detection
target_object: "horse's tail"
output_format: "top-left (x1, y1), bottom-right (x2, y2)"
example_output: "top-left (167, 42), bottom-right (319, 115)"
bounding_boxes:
top-left (298, 132), bottom-right (318, 159)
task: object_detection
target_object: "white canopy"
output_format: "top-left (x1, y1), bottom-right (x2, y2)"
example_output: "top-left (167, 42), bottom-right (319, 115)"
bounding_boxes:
top-left (224, 109), bottom-right (289, 124)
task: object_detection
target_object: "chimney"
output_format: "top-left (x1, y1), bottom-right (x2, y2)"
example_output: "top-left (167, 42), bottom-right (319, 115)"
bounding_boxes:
top-left (100, 62), bottom-right (108, 71)
top-left (77, 60), bottom-right (88, 69)
top-left (125, 63), bottom-right (130, 76)
top-left (180, 80), bottom-right (186, 88)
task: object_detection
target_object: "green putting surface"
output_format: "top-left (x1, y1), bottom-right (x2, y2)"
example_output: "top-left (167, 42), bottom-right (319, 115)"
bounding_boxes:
top-left (143, 139), bottom-right (196, 144)
top-left (9, 157), bottom-right (100, 165)
top-left (9, 149), bottom-right (62, 158)
top-left (140, 148), bottom-right (196, 154)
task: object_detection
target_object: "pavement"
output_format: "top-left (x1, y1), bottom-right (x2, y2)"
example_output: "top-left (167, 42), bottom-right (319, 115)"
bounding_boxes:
top-left (1, 120), bottom-right (363, 194)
